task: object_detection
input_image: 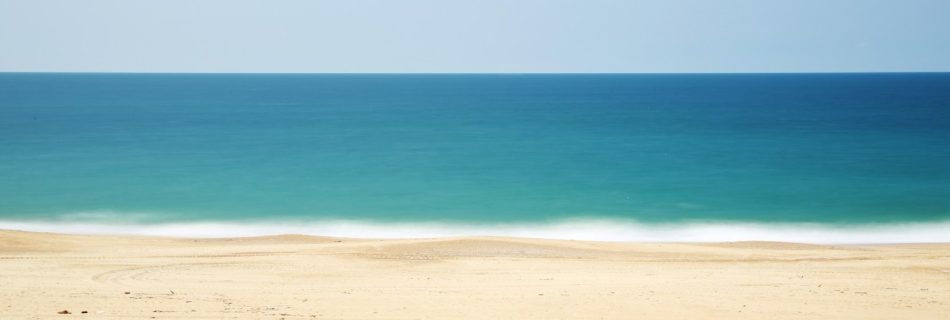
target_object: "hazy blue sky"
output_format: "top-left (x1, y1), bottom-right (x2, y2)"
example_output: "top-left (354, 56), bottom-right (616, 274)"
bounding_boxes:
top-left (1, 0), bottom-right (949, 72)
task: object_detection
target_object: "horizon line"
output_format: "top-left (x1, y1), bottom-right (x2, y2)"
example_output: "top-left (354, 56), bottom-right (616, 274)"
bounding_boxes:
top-left (2, 71), bottom-right (949, 75)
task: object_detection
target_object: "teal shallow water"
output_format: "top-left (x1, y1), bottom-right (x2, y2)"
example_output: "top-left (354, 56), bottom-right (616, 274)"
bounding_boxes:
top-left (1, 73), bottom-right (949, 227)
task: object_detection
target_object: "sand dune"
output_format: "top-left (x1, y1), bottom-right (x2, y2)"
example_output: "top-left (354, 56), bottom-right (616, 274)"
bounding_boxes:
top-left (1, 229), bottom-right (949, 319)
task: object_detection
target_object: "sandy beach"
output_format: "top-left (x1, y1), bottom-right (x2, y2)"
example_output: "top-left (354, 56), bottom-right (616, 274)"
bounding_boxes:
top-left (1, 230), bottom-right (949, 319)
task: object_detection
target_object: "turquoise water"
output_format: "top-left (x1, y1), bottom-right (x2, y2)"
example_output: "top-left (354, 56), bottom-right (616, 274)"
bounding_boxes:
top-left (1, 73), bottom-right (949, 240)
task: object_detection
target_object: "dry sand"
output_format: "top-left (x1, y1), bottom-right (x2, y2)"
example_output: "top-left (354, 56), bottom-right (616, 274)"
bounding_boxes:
top-left (1, 229), bottom-right (949, 319)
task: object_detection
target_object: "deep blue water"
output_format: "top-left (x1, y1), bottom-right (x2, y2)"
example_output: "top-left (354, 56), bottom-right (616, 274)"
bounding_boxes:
top-left (1, 73), bottom-right (949, 225)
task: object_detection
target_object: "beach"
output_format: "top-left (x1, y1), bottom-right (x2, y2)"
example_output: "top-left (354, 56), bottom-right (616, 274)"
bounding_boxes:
top-left (2, 230), bottom-right (948, 319)
top-left (3, 0), bottom-right (949, 318)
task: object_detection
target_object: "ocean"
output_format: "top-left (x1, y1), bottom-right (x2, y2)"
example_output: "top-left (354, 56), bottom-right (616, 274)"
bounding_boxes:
top-left (1, 73), bottom-right (949, 242)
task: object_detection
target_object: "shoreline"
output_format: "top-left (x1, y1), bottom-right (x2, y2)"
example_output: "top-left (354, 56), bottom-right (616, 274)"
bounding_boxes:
top-left (2, 229), bottom-right (949, 319)
top-left (3, 219), bottom-right (950, 243)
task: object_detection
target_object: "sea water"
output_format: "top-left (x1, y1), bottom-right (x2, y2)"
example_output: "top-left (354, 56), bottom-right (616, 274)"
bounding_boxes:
top-left (1, 73), bottom-right (949, 242)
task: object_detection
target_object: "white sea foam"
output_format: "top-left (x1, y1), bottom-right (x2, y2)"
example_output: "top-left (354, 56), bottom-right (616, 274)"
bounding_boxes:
top-left (2, 218), bottom-right (950, 244)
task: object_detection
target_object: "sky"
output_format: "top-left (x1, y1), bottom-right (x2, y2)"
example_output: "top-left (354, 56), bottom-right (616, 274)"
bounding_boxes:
top-left (1, 0), bottom-right (949, 73)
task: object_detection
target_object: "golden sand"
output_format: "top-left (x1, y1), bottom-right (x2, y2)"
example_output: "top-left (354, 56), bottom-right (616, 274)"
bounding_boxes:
top-left (1, 230), bottom-right (949, 319)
